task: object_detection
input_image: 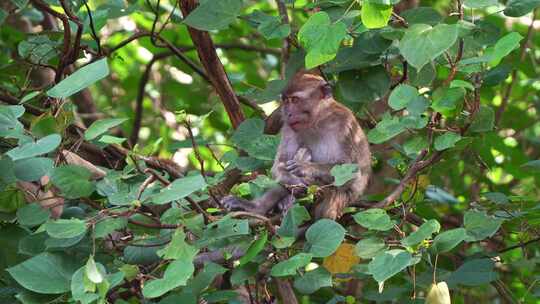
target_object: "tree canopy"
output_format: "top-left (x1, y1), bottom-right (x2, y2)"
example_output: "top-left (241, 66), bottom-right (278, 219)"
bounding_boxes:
top-left (1, 0), bottom-right (540, 303)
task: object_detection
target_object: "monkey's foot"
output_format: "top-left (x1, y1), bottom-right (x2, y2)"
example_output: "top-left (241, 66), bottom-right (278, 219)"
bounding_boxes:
top-left (220, 195), bottom-right (262, 214)
top-left (277, 194), bottom-right (295, 215)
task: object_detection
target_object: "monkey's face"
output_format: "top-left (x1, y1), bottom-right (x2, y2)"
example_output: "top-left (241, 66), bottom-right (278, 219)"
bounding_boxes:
top-left (282, 82), bottom-right (331, 132)
top-left (282, 93), bottom-right (314, 131)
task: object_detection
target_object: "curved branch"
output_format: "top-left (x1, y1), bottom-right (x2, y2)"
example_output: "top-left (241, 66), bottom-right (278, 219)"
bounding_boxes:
top-left (129, 52), bottom-right (172, 146)
top-left (180, 0), bottom-right (245, 129)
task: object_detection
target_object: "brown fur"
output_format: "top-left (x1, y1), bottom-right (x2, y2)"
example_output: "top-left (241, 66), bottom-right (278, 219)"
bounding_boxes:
top-left (222, 72), bottom-right (371, 219)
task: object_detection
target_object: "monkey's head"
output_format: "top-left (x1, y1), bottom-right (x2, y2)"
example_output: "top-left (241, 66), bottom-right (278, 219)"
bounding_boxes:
top-left (281, 72), bottom-right (332, 132)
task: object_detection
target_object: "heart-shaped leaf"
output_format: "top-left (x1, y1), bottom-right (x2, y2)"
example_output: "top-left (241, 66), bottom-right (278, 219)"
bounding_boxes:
top-left (399, 23), bottom-right (458, 70)
top-left (298, 12), bottom-right (348, 68)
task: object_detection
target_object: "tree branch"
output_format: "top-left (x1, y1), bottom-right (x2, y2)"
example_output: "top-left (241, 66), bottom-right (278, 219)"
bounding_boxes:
top-left (179, 0), bottom-right (245, 129)
top-left (374, 150), bottom-right (444, 208)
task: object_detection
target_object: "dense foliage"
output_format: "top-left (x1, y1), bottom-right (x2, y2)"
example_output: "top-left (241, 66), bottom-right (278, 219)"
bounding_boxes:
top-left (1, 0), bottom-right (540, 303)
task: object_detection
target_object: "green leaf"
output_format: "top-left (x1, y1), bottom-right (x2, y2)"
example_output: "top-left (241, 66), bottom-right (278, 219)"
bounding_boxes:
top-left (401, 7), bottom-right (442, 26)
top-left (367, 115), bottom-right (405, 144)
top-left (231, 118), bottom-right (280, 160)
top-left (305, 219), bottom-right (346, 257)
top-left (243, 80), bottom-right (287, 104)
top-left (354, 30), bottom-right (393, 54)
top-left (337, 67), bottom-right (391, 103)
top-left (50, 165), bottom-right (95, 199)
top-left (399, 23), bottom-right (459, 70)
top-left (142, 259), bottom-right (194, 298)
top-left (47, 58), bottom-right (109, 98)
top-left (450, 80), bottom-right (475, 91)
top-left (45, 219), bottom-right (87, 239)
top-left (400, 114), bottom-right (428, 129)
top-left (368, 249), bottom-right (412, 283)
top-left (431, 87), bottom-right (465, 117)
top-left (488, 32), bottom-right (523, 66)
top-left (482, 192), bottom-right (509, 204)
top-left (94, 217), bottom-right (127, 238)
top-left (157, 230), bottom-right (199, 261)
top-left (470, 105), bottom-right (494, 132)
top-left (504, 0), bottom-right (540, 16)
top-left (239, 230), bottom-right (268, 265)
top-left (84, 118), bottom-right (128, 141)
top-left (388, 84), bottom-right (419, 110)
top-left (17, 203), bottom-right (50, 227)
top-left (246, 11), bottom-right (291, 40)
top-left (11, 0), bottom-right (29, 9)
top-left (0, 187), bottom-right (25, 213)
top-left (521, 160), bottom-right (540, 172)
top-left (13, 157), bottom-right (54, 182)
top-left (20, 91), bottom-right (40, 104)
top-left (183, 0), bottom-right (243, 31)
top-left (7, 253), bottom-right (79, 294)
top-left (403, 136), bottom-right (428, 156)
top-left (464, 0), bottom-right (499, 8)
top-left (401, 219), bottom-right (441, 247)
top-left (448, 259), bottom-right (498, 286)
top-left (431, 228), bottom-right (467, 253)
top-left (6, 134), bottom-right (61, 161)
top-left (293, 267), bottom-right (333, 294)
top-left (0, 105), bottom-right (24, 132)
top-left (355, 237), bottom-right (387, 259)
top-left (434, 132), bottom-right (462, 151)
top-left (464, 210), bottom-right (503, 241)
top-left (71, 266), bottom-right (100, 304)
top-left (198, 218), bottom-right (250, 247)
top-left (353, 208), bottom-right (394, 231)
top-left (98, 135), bottom-right (126, 145)
top-left (85, 256), bottom-right (103, 284)
top-left (331, 164), bottom-right (359, 186)
top-left (298, 12), bottom-right (348, 68)
top-left (278, 205), bottom-right (311, 238)
top-left (149, 174), bottom-right (207, 205)
top-left (361, 2), bottom-right (392, 29)
top-left (270, 253), bottom-right (312, 277)
top-left (18, 35), bottom-right (59, 64)
top-left (0, 9), bottom-right (7, 26)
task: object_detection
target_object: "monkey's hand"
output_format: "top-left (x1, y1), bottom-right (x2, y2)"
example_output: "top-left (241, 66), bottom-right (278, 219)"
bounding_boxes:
top-left (285, 161), bottom-right (334, 186)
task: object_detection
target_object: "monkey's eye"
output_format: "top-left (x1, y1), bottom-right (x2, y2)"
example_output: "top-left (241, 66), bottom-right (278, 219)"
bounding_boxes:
top-left (290, 96), bottom-right (300, 104)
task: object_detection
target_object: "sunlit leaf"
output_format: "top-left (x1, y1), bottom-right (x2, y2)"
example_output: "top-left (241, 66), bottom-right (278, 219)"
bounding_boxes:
top-left (47, 58), bottom-right (109, 98)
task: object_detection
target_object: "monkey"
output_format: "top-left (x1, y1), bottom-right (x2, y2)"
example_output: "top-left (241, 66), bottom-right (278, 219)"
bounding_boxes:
top-left (222, 72), bottom-right (371, 219)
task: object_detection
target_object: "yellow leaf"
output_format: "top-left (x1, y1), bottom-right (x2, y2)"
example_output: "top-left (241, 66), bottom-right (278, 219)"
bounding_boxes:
top-left (426, 281), bottom-right (451, 304)
top-left (322, 243), bottom-right (360, 274)
top-left (417, 174), bottom-right (430, 189)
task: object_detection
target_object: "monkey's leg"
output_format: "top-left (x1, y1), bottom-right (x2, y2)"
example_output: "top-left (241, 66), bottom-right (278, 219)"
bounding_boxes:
top-left (313, 189), bottom-right (351, 220)
top-left (221, 185), bottom-right (291, 215)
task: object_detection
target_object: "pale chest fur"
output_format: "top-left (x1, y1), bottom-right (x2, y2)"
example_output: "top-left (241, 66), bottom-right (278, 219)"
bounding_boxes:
top-left (296, 128), bottom-right (347, 164)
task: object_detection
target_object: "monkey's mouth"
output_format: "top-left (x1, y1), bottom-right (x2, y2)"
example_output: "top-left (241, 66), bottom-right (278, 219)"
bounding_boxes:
top-left (289, 121), bottom-right (306, 130)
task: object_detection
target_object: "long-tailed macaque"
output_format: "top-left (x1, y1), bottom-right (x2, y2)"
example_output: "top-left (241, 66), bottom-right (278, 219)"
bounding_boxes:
top-left (222, 72), bottom-right (371, 219)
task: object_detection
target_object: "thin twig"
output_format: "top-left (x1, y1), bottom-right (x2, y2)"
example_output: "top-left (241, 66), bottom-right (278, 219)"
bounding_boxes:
top-left (129, 52), bottom-right (171, 146)
top-left (495, 9), bottom-right (537, 125)
top-left (184, 118), bottom-right (206, 178)
top-left (82, 0), bottom-right (102, 55)
top-left (128, 219), bottom-right (179, 229)
top-left (276, 0), bottom-right (290, 79)
top-left (498, 237), bottom-right (540, 254)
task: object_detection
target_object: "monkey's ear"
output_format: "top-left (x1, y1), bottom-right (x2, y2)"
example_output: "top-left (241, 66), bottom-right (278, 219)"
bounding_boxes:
top-left (321, 83), bottom-right (332, 98)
